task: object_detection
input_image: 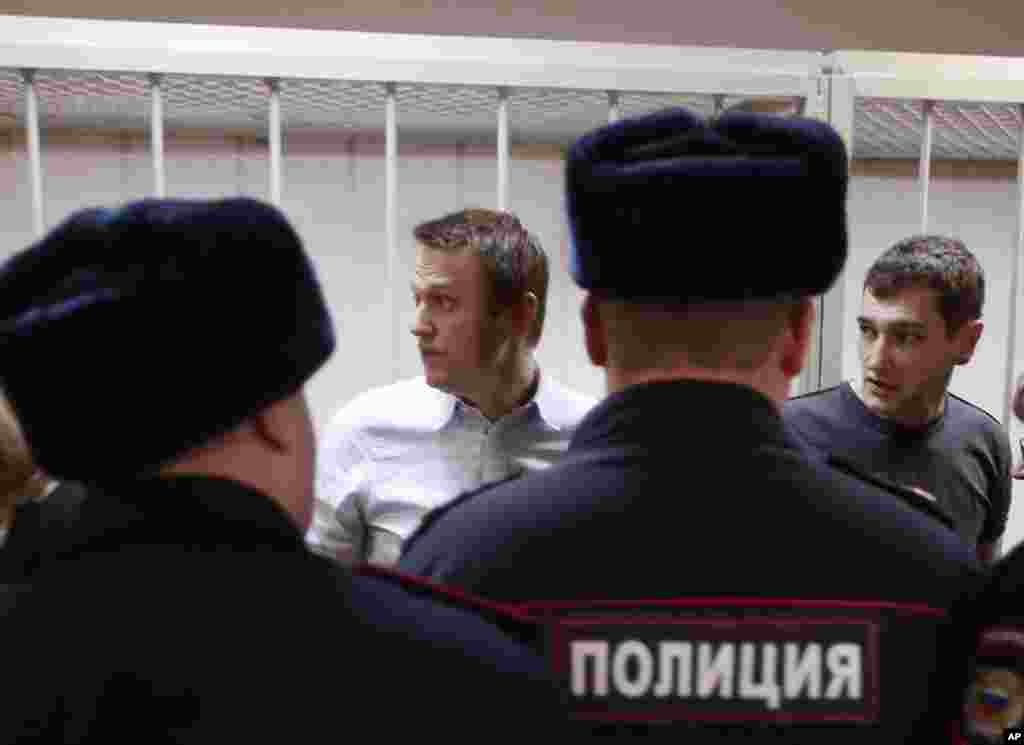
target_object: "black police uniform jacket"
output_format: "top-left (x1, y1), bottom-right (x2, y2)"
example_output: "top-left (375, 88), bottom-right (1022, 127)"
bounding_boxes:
top-left (0, 480), bottom-right (89, 583)
top-left (399, 379), bottom-right (983, 742)
top-left (944, 540), bottom-right (1024, 741)
top-left (0, 475), bottom-right (561, 743)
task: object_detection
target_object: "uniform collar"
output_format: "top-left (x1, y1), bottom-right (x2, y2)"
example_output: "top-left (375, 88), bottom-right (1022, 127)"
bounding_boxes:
top-left (570, 379), bottom-right (790, 452)
top-left (68, 475), bottom-right (305, 552)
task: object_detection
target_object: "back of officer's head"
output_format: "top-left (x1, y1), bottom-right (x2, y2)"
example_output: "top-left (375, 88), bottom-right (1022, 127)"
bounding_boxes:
top-left (0, 197), bottom-right (334, 529)
top-left (566, 106), bottom-right (848, 401)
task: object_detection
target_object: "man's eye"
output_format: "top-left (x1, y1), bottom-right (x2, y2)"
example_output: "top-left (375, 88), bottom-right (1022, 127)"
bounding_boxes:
top-left (859, 326), bottom-right (876, 339)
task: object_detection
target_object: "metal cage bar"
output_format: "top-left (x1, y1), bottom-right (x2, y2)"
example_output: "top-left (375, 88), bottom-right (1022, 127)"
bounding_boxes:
top-left (385, 82), bottom-right (400, 381)
top-left (23, 68), bottom-right (44, 237)
top-left (1004, 105), bottom-right (1024, 430)
top-left (607, 91), bottom-right (620, 124)
top-left (497, 87), bottom-right (509, 210)
top-left (919, 100), bottom-right (934, 233)
top-left (268, 78), bottom-right (282, 206)
top-left (149, 73), bottom-right (165, 197)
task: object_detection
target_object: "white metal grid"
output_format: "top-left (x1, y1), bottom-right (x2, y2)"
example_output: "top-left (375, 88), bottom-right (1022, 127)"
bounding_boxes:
top-left (0, 69), bottom-right (813, 145)
top-left (854, 98), bottom-right (1023, 160)
top-left (4, 67), bottom-right (1022, 159)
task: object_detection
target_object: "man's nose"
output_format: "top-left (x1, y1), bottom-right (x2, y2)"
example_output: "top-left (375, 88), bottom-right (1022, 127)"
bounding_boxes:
top-left (410, 305), bottom-right (432, 338)
top-left (863, 336), bottom-right (890, 369)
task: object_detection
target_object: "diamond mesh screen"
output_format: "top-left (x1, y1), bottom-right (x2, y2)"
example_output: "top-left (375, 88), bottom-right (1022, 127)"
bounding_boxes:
top-left (854, 98), bottom-right (1022, 160)
top-left (1, 68), bottom-right (1021, 159)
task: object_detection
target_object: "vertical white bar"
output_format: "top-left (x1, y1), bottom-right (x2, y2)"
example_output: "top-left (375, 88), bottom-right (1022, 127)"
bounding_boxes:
top-left (149, 74), bottom-right (165, 198)
top-left (920, 100), bottom-right (934, 234)
top-left (789, 67), bottom-right (833, 397)
top-left (385, 82), bottom-right (400, 381)
top-left (799, 69), bottom-right (828, 122)
top-left (267, 78), bottom-right (282, 206)
top-left (23, 69), bottom-right (44, 237)
top-left (607, 91), bottom-right (620, 123)
top-left (816, 70), bottom-right (856, 392)
top-left (497, 87), bottom-right (509, 211)
top-left (1003, 105), bottom-right (1024, 430)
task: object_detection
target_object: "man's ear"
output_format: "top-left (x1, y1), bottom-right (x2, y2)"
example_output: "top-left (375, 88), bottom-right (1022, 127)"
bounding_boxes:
top-left (582, 293), bottom-right (608, 368)
top-left (494, 291), bottom-right (537, 340)
top-left (512, 291), bottom-right (539, 340)
top-left (779, 298), bottom-right (815, 379)
top-left (955, 319), bottom-right (983, 365)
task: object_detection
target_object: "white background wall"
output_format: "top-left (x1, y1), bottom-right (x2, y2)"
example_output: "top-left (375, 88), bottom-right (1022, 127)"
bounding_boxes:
top-left (2, 131), bottom-right (1023, 550)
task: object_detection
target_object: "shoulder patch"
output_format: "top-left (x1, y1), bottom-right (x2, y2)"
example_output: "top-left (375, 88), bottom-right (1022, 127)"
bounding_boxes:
top-left (827, 454), bottom-right (958, 533)
top-left (947, 391), bottom-right (1003, 428)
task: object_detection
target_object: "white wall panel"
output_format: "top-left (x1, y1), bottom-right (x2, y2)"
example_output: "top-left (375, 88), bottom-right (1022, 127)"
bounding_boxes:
top-left (509, 152), bottom-right (603, 398)
top-left (0, 132), bottom-right (32, 254)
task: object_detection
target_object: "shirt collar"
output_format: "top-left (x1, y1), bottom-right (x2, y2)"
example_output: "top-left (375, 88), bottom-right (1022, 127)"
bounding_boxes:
top-left (840, 380), bottom-right (946, 439)
top-left (427, 367), bottom-right (565, 432)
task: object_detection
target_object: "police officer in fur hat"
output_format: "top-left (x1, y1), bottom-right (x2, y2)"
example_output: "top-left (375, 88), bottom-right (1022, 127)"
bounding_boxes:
top-left (399, 107), bottom-right (982, 741)
top-left (0, 198), bottom-right (561, 742)
top-left (952, 376), bottom-right (1024, 743)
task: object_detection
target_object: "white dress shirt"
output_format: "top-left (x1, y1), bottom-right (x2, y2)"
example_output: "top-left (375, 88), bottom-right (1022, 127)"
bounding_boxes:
top-left (309, 373), bottom-right (596, 566)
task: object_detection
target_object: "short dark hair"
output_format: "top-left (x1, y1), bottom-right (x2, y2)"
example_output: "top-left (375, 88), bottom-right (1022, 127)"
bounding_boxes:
top-left (864, 235), bottom-right (984, 335)
top-left (413, 208), bottom-right (548, 346)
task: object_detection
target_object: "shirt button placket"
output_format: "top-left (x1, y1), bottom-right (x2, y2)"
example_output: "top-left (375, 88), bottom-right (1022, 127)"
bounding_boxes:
top-left (475, 417), bottom-right (489, 484)
top-left (489, 421), bottom-right (512, 483)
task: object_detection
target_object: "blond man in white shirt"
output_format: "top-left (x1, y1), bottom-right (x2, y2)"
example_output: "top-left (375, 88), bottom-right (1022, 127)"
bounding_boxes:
top-left (310, 209), bottom-right (595, 566)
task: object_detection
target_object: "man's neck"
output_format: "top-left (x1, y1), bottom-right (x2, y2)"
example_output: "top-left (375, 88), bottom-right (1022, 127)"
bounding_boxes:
top-left (0, 502), bottom-right (14, 531)
top-left (461, 356), bottom-right (539, 422)
top-left (605, 364), bottom-right (786, 407)
top-left (855, 383), bottom-right (947, 429)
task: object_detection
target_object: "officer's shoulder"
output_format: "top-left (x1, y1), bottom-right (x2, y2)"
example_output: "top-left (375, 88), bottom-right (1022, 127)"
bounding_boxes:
top-left (784, 384), bottom-right (842, 408)
top-left (782, 386), bottom-right (845, 442)
top-left (340, 567), bottom-right (557, 704)
top-left (538, 375), bottom-right (600, 426)
top-left (946, 391), bottom-right (1003, 430)
top-left (353, 563), bottom-right (542, 644)
top-left (825, 452), bottom-right (959, 533)
top-left (404, 472), bottom-right (522, 552)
